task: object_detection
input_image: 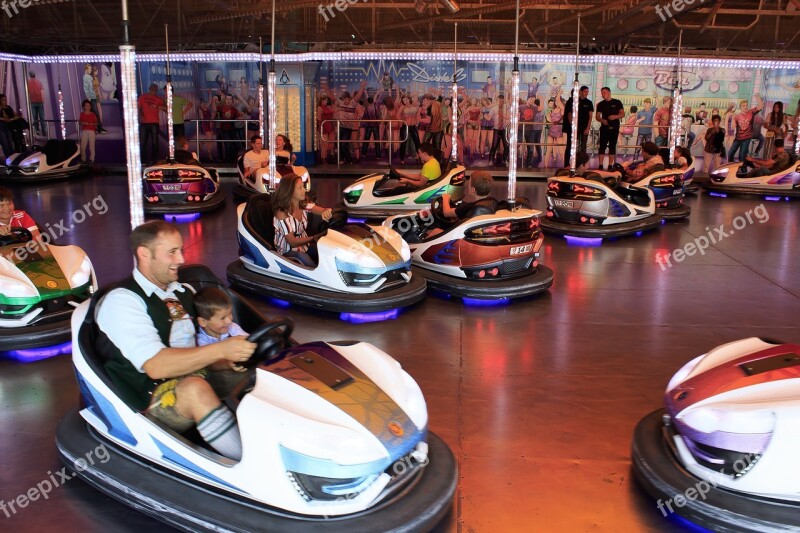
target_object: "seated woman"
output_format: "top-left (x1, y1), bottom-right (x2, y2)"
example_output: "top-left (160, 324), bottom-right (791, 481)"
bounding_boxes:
top-left (397, 142), bottom-right (441, 189)
top-left (672, 146), bottom-right (693, 170)
top-left (274, 134), bottom-right (297, 165)
top-left (272, 174), bottom-right (332, 267)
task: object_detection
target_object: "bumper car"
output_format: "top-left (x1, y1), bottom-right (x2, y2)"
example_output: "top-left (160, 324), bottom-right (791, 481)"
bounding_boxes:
top-left (0, 228), bottom-right (96, 353)
top-left (343, 162), bottom-right (466, 219)
top-left (55, 265), bottom-right (456, 532)
top-left (384, 197), bottom-right (553, 300)
top-left (227, 194), bottom-right (427, 314)
top-left (1, 140), bottom-right (88, 182)
top-left (234, 153), bottom-right (310, 199)
top-left (541, 171), bottom-right (663, 239)
top-left (632, 337), bottom-right (800, 532)
top-left (591, 163), bottom-right (691, 220)
top-left (682, 166), bottom-right (698, 194)
top-left (142, 159), bottom-right (226, 214)
top-left (701, 157), bottom-right (800, 199)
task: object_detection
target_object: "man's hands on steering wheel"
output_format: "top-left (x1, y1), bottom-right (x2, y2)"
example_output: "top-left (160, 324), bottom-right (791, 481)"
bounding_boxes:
top-left (238, 318), bottom-right (294, 369)
top-left (430, 196), bottom-right (455, 224)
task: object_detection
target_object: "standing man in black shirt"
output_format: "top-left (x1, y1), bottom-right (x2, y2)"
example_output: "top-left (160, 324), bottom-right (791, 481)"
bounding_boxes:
top-left (563, 85), bottom-right (594, 162)
top-left (595, 87), bottom-right (625, 171)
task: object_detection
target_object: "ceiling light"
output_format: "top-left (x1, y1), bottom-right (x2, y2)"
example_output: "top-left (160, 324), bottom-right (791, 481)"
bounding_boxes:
top-left (441, 0), bottom-right (460, 14)
top-left (414, 0), bottom-right (427, 15)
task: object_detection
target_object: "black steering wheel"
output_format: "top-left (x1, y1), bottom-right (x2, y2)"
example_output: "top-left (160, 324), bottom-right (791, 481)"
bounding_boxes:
top-left (0, 227), bottom-right (33, 247)
top-left (388, 165), bottom-right (400, 180)
top-left (240, 318), bottom-right (294, 368)
top-left (430, 196), bottom-right (454, 224)
top-left (316, 207), bottom-right (348, 232)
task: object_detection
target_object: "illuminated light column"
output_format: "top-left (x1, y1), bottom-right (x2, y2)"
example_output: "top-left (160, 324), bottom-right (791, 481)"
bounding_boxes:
top-left (268, 69), bottom-right (277, 190)
top-left (569, 15), bottom-right (580, 174)
top-left (259, 84), bottom-right (266, 139)
top-left (506, 0), bottom-right (521, 203)
top-left (267, 0), bottom-right (277, 191)
top-left (669, 31), bottom-right (683, 165)
top-left (259, 38), bottom-right (265, 138)
top-left (669, 89), bottom-right (683, 165)
top-left (121, 0), bottom-right (143, 228)
top-left (166, 81), bottom-right (174, 160)
top-left (57, 84), bottom-right (66, 140)
top-left (507, 67), bottom-right (520, 201)
top-left (165, 25), bottom-right (174, 161)
top-left (795, 116), bottom-right (800, 156)
top-left (450, 23), bottom-right (458, 161)
top-left (120, 44), bottom-right (144, 227)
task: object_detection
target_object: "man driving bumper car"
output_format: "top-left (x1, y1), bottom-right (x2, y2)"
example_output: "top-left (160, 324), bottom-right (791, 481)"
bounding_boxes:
top-left (96, 221), bottom-right (256, 460)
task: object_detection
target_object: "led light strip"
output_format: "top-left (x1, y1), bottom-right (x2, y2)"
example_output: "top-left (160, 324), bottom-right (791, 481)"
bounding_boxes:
top-left (121, 45), bottom-right (144, 228)
top-left (268, 70), bottom-right (277, 190)
top-left (507, 69), bottom-right (520, 201)
top-left (57, 86), bottom-right (66, 140)
top-left (450, 23), bottom-right (458, 162)
top-left (1, 52), bottom-right (797, 69)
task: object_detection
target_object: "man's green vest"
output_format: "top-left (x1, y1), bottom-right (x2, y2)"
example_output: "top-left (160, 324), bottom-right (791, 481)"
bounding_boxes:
top-left (102, 277), bottom-right (196, 411)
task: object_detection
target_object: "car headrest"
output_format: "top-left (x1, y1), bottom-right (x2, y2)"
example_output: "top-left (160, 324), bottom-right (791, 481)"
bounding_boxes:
top-left (42, 139), bottom-right (78, 166)
top-left (466, 198), bottom-right (498, 218)
top-left (237, 155), bottom-right (245, 173)
top-left (174, 150), bottom-right (201, 166)
top-left (244, 194), bottom-right (275, 249)
top-left (442, 160), bottom-right (458, 175)
top-left (496, 197), bottom-right (531, 210)
top-left (585, 171), bottom-right (618, 187)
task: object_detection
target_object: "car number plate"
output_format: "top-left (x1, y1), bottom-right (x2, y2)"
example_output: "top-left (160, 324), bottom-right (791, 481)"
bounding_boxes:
top-left (553, 199), bottom-right (574, 208)
top-left (161, 184), bottom-right (183, 191)
top-left (510, 244), bottom-right (533, 255)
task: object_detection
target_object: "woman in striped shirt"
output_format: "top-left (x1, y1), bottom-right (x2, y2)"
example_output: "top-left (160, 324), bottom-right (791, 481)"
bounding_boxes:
top-left (272, 174), bottom-right (332, 267)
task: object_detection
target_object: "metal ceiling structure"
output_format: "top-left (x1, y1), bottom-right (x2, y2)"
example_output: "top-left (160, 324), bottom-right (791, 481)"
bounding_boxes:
top-left (0, 0), bottom-right (798, 58)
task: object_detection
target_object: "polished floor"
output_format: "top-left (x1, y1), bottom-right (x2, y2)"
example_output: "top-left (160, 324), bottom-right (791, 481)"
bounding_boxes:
top-left (2, 172), bottom-right (799, 532)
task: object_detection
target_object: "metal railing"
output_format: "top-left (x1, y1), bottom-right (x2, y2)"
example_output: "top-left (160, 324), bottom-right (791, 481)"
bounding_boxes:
top-left (26, 119), bottom-right (82, 146)
top-left (188, 118), bottom-right (262, 163)
top-left (320, 118), bottom-right (409, 168)
top-left (310, 118), bottom-right (672, 167)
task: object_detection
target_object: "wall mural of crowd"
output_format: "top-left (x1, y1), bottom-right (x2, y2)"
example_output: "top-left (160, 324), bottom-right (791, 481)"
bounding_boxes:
top-left (1, 56), bottom-right (798, 169)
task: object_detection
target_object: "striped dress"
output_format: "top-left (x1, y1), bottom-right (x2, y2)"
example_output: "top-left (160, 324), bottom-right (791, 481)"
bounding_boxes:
top-left (273, 209), bottom-right (309, 254)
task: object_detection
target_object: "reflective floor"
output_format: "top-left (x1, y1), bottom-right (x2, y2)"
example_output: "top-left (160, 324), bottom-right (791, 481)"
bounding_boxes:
top-left (2, 173), bottom-right (799, 532)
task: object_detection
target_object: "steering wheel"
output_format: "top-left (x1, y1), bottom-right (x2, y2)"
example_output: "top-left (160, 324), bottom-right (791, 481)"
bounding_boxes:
top-left (388, 165), bottom-right (400, 180)
top-left (0, 227), bottom-right (33, 247)
top-left (240, 318), bottom-right (294, 368)
top-left (316, 207), bottom-right (347, 232)
top-left (430, 196), bottom-right (453, 224)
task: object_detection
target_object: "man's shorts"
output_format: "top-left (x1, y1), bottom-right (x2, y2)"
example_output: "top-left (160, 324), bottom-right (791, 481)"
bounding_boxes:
top-left (147, 368), bottom-right (251, 432)
top-left (598, 126), bottom-right (620, 154)
top-left (148, 370), bottom-right (208, 432)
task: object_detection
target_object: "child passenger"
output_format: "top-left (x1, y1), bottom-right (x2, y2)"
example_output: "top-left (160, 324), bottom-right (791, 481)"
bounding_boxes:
top-left (195, 287), bottom-right (247, 346)
top-left (194, 287), bottom-right (250, 396)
